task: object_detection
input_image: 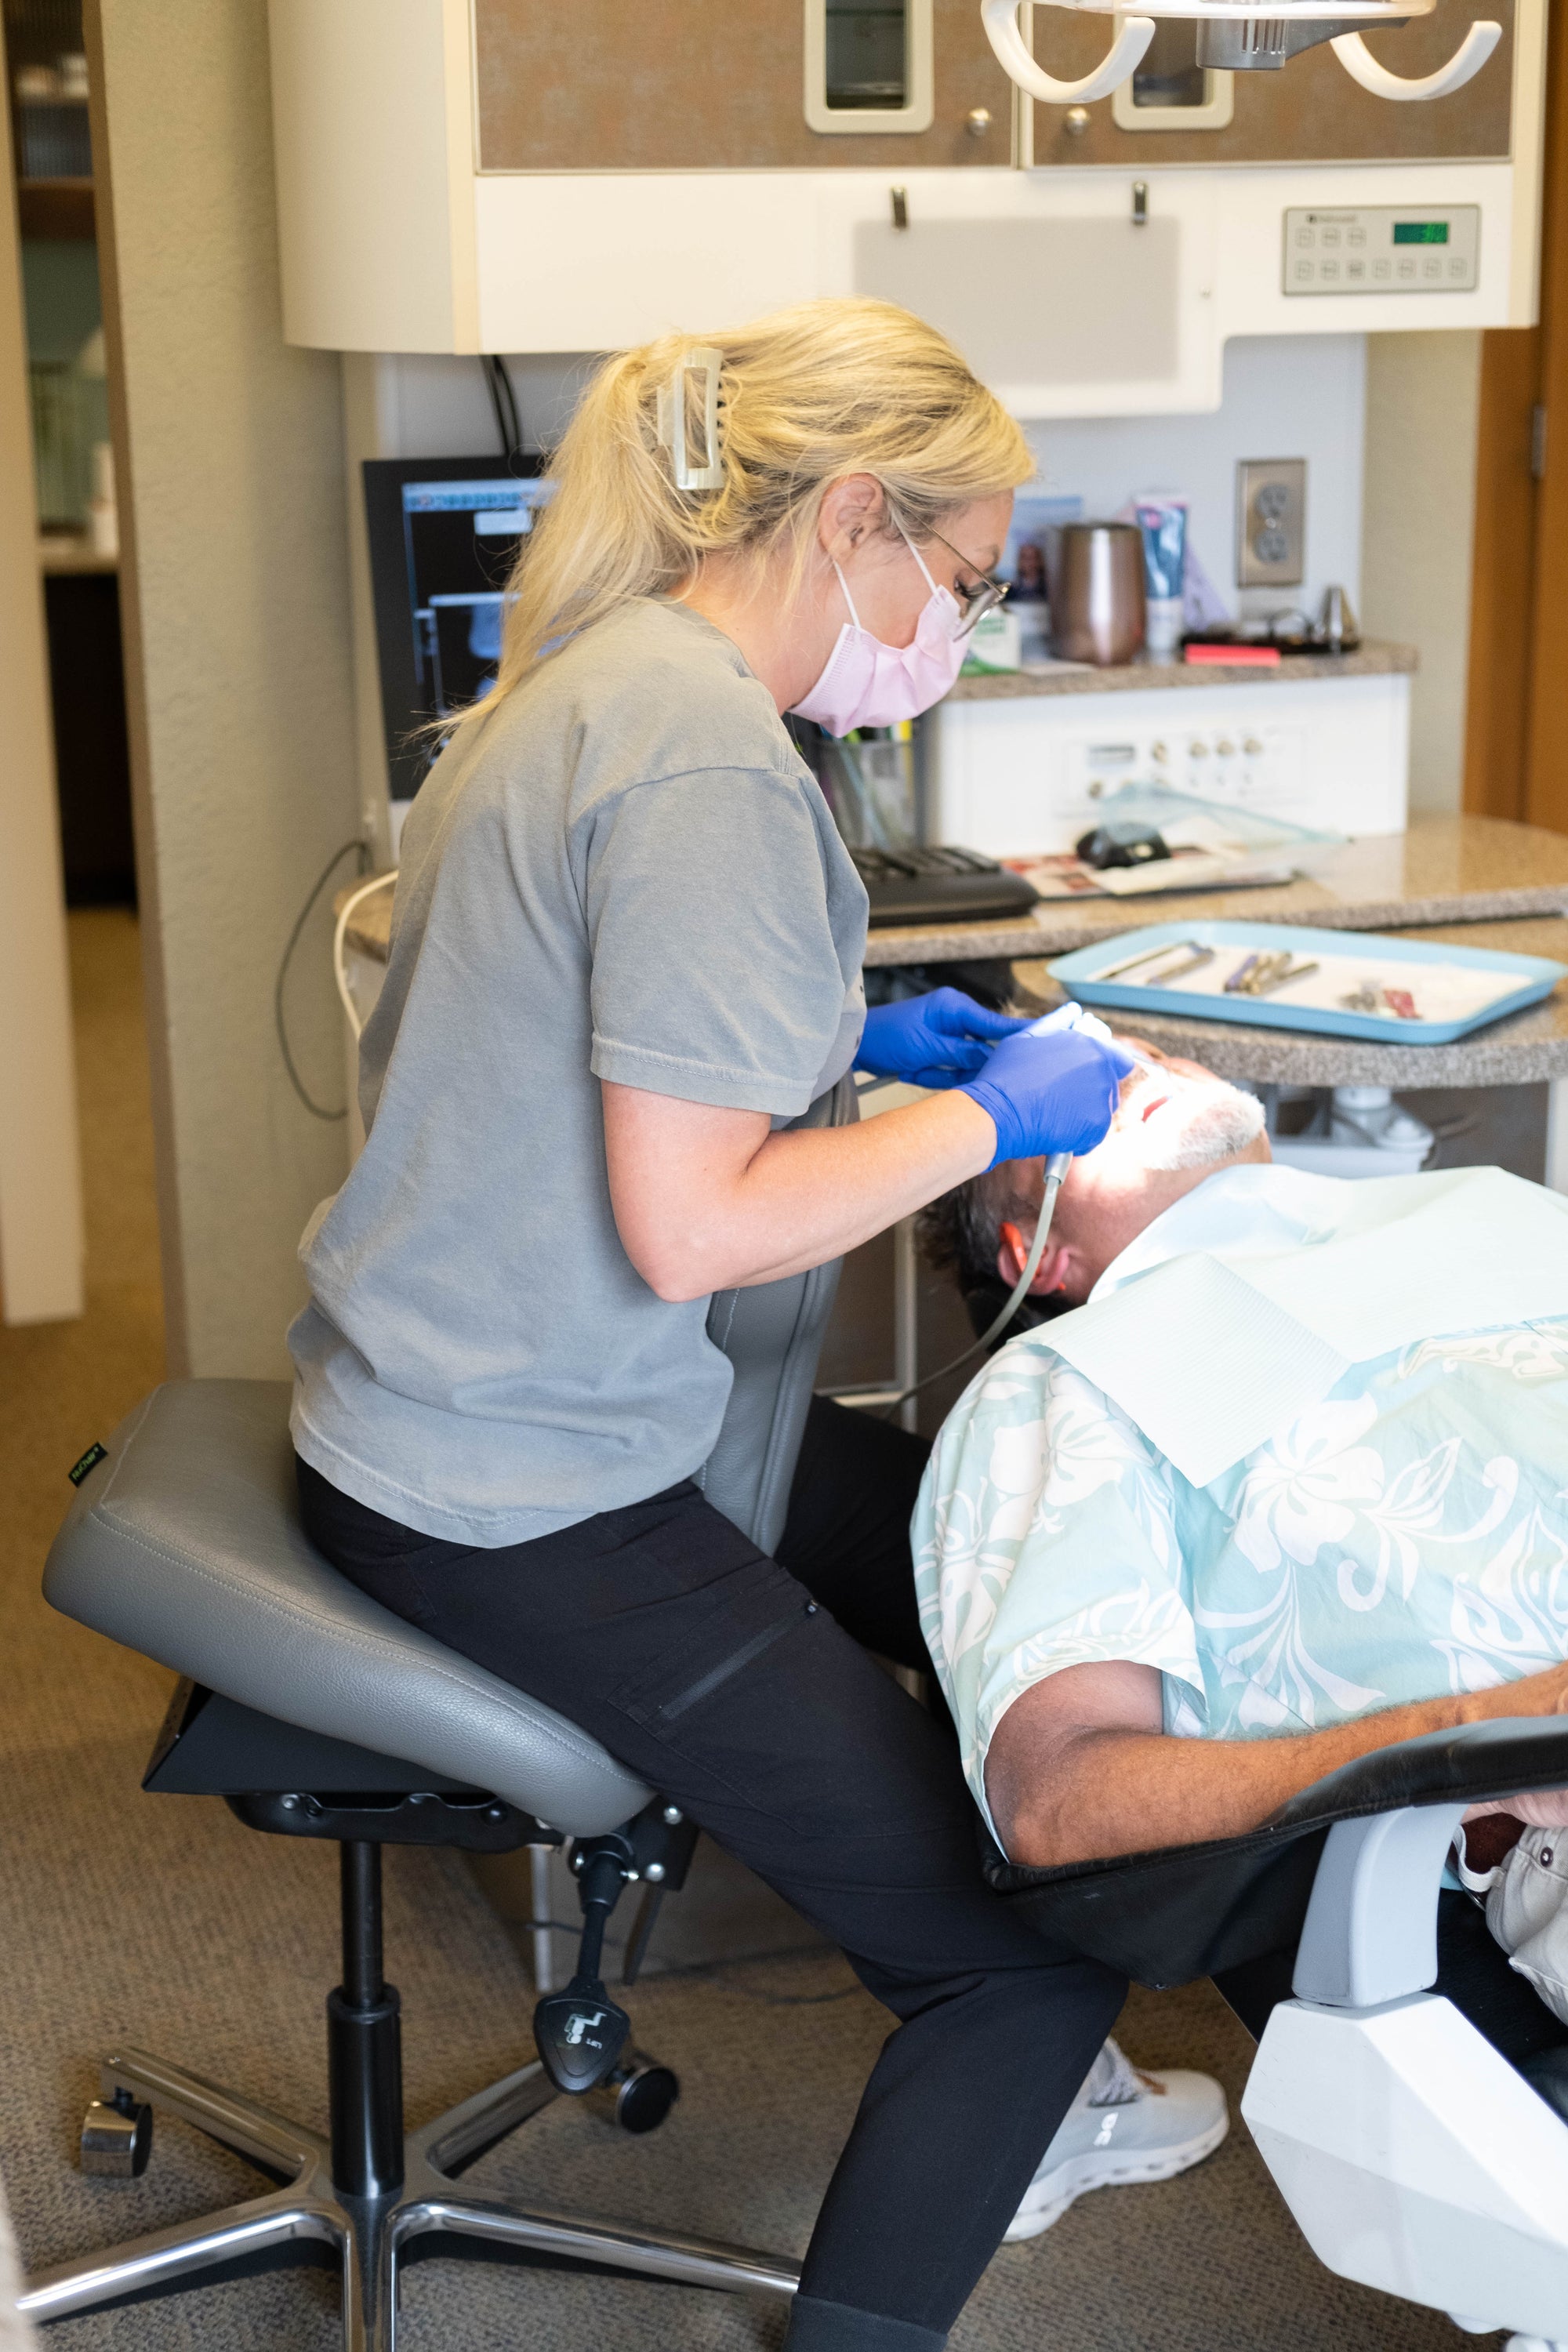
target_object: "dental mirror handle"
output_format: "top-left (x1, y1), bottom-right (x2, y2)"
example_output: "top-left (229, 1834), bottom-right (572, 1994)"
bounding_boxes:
top-left (880, 1149), bottom-right (1072, 1417)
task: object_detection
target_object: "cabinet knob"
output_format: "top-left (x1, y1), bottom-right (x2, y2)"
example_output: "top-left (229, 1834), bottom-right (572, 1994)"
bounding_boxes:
top-left (1064, 106), bottom-right (1091, 135)
top-left (965, 106), bottom-right (993, 136)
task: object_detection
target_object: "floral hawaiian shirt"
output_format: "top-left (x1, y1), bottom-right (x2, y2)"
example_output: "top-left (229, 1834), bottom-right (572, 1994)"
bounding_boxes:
top-left (913, 1314), bottom-right (1568, 1846)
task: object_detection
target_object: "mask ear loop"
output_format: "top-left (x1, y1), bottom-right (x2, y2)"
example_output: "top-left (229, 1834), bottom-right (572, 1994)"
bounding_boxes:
top-left (898, 524), bottom-right (942, 598)
top-left (831, 561), bottom-right (864, 631)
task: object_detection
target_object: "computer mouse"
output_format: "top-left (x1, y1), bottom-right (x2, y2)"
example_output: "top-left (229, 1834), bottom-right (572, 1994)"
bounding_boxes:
top-left (1075, 822), bottom-right (1171, 870)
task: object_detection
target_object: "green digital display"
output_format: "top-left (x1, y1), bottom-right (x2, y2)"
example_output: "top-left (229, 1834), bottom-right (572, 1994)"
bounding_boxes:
top-left (1393, 221), bottom-right (1450, 245)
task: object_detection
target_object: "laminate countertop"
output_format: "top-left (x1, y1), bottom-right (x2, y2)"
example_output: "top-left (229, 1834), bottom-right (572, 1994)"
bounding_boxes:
top-left (858, 815), bottom-right (1568, 969)
top-left (336, 815), bottom-right (1568, 1069)
top-left (945, 638), bottom-right (1417, 702)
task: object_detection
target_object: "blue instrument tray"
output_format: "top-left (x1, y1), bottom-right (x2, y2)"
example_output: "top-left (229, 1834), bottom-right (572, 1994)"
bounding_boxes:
top-left (1050, 920), bottom-right (1567, 1046)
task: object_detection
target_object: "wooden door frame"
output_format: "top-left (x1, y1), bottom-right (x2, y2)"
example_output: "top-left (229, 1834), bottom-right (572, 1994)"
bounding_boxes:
top-left (1465, 0), bottom-right (1568, 827)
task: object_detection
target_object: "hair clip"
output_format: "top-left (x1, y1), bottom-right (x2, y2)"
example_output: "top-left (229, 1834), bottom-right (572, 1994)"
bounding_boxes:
top-left (655, 346), bottom-right (725, 492)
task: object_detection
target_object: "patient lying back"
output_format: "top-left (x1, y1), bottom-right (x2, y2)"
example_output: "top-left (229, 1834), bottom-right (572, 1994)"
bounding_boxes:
top-left (913, 1040), bottom-right (1568, 1873)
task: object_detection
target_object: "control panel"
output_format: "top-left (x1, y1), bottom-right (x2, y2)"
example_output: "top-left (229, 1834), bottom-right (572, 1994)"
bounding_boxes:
top-left (921, 669), bottom-right (1410, 859)
top-left (1066, 724), bottom-right (1307, 818)
top-left (1283, 205), bottom-right (1480, 296)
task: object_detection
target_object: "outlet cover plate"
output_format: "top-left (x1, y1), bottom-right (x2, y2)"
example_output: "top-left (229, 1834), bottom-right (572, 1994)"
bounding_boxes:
top-left (1236, 458), bottom-right (1305, 590)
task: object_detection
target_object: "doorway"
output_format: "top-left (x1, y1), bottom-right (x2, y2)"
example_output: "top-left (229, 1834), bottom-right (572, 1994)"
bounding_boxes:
top-left (1465, 0), bottom-right (1568, 832)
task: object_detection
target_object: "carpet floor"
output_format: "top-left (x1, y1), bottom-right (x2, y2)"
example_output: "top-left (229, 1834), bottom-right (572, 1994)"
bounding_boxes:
top-left (0, 910), bottom-right (1464, 2351)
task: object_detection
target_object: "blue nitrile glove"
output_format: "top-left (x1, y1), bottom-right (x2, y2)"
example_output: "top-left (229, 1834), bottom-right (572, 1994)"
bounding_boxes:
top-left (855, 988), bottom-right (1033, 1090)
top-left (958, 1025), bottom-right (1137, 1168)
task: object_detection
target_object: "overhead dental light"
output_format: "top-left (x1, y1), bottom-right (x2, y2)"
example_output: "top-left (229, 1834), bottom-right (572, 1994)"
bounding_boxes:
top-left (981, 0), bottom-right (1502, 109)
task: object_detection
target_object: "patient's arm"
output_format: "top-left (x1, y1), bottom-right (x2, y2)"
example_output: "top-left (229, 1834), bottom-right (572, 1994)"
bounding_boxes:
top-left (989, 1657), bottom-right (1568, 1868)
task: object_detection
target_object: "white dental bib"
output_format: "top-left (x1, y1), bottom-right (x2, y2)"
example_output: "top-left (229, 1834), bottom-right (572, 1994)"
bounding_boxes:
top-left (1038, 1163), bottom-right (1568, 1490)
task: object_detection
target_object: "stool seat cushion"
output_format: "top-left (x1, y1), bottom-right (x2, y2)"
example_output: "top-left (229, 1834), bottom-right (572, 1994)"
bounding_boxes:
top-left (45, 1381), bottom-right (653, 1837)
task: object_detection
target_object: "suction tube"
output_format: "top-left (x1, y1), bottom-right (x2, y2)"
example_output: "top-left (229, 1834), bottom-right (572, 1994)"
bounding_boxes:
top-left (881, 1149), bottom-right (1072, 1417)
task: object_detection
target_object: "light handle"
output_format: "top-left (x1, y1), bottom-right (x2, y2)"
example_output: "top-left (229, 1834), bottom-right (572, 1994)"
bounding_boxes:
top-left (980, 0), bottom-right (1155, 104)
top-left (1330, 17), bottom-right (1501, 99)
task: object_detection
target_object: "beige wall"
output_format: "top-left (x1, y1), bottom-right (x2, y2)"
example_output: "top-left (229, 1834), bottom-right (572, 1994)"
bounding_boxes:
top-left (1361, 330), bottom-right (1483, 816)
top-left (0, 100), bottom-right (84, 1324)
top-left (89, 0), bottom-right (359, 1377)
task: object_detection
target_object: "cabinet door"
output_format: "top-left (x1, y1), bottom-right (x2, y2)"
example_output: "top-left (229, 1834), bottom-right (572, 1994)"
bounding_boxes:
top-left (1027, 0), bottom-right (1515, 167)
top-left (474, 0), bottom-right (1014, 171)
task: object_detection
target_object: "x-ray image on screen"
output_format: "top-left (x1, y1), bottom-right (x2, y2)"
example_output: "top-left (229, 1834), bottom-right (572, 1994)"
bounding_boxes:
top-left (363, 456), bottom-right (550, 804)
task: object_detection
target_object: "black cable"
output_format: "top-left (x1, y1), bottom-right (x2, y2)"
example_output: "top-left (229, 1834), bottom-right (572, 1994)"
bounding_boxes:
top-left (480, 354), bottom-right (509, 456)
top-left (495, 354), bottom-right (523, 457)
top-left (479, 354), bottom-right (524, 461)
top-left (274, 837), bottom-right (365, 1121)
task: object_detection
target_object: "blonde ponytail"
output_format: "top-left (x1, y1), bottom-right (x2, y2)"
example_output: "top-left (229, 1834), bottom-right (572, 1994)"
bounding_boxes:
top-left (446, 296), bottom-right (1032, 737)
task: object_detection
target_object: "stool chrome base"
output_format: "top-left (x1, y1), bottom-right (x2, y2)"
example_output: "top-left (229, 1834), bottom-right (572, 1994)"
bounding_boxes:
top-left (22, 2045), bottom-right (800, 2348)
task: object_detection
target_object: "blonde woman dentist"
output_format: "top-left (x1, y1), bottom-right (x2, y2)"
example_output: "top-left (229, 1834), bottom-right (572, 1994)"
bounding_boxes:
top-left (290, 300), bottom-right (1146, 2352)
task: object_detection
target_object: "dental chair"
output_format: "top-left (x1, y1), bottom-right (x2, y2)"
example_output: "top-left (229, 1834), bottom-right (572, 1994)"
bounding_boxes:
top-left (989, 1719), bottom-right (1568, 2350)
top-left (20, 1080), bottom-right (853, 2344)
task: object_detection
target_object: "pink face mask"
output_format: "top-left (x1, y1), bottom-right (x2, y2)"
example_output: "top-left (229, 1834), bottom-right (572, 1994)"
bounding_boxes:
top-left (789, 530), bottom-right (967, 738)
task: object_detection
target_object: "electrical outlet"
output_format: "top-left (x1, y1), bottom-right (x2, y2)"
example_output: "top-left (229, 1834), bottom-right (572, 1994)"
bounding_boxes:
top-left (1236, 459), bottom-right (1306, 590)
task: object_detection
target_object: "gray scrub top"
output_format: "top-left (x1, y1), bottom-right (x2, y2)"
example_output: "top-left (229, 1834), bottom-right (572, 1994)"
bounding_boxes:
top-left (288, 600), bottom-right (869, 1547)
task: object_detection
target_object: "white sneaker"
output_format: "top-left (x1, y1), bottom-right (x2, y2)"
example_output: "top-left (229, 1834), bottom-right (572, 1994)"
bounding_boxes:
top-left (1004, 2038), bottom-right (1229, 2242)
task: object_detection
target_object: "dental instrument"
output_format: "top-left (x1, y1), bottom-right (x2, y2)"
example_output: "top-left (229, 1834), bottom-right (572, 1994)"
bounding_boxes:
top-left (1098, 938), bottom-right (1200, 982)
top-left (1142, 946), bottom-right (1215, 985)
top-left (1251, 958), bottom-right (1319, 997)
top-left (880, 1149), bottom-right (1074, 1415)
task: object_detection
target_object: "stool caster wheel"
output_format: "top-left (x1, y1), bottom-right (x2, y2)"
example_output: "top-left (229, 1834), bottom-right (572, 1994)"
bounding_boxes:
top-left (586, 2049), bottom-right (679, 2136)
top-left (81, 2089), bottom-right (154, 2178)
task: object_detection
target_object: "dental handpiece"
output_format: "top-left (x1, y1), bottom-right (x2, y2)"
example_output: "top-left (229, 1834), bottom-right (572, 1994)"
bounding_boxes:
top-left (880, 1149), bottom-right (1072, 1417)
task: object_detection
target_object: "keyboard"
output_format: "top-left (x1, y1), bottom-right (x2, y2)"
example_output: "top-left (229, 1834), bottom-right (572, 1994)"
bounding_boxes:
top-left (848, 844), bottom-right (1040, 931)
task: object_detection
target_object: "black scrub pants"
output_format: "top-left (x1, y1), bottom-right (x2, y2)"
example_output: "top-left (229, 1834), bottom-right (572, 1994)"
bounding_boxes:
top-left (298, 1398), bottom-right (1126, 2352)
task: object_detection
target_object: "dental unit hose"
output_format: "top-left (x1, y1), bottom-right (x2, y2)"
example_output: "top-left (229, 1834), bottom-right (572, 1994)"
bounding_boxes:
top-left (880, 1149), bottom-right (1071, 1417)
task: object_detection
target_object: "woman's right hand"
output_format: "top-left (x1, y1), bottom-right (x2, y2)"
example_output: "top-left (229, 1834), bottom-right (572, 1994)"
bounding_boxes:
top-left (957, 1026), bottom-right (1136, 1169)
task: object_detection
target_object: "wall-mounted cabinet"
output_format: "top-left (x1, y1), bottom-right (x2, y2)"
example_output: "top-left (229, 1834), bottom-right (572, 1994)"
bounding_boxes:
top-left (474, 0), bottom-right (1011, 168)
top-left (268, 0), bottom-right (1546, 414)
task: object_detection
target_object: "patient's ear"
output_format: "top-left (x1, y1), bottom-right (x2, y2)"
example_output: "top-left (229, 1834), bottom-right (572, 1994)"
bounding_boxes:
top-left (999, 1220), bottom-right (1072, 1297)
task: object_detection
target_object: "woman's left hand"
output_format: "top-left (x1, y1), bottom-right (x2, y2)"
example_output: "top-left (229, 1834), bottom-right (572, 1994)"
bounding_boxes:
top-left (855, 988), bottom-right (1031, 1090)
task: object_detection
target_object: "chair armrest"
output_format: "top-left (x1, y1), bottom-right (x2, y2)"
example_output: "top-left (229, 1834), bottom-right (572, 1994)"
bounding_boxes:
top-left (1272, 1715), bottom-right (1568, 1829)
top-left (986, 1714), bottom-right (1568, 1996)
top-left (1287, 1717), bottom-right (1568, 2011)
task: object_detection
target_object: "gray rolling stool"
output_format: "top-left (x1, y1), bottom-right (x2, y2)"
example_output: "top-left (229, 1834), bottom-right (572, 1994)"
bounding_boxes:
top-left (24, 1381), bottom-right (798, 2343)
top-left (23, 1083), bottom-right (850, 2346)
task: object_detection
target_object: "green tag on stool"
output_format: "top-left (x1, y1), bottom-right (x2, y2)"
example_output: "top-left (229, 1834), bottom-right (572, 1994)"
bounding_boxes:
top-left (67, 1442), bottom-right (107, 1487)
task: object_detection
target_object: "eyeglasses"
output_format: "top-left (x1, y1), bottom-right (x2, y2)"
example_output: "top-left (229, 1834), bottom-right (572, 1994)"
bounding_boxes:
top-left (927, 527), bottom-right (1010, 637)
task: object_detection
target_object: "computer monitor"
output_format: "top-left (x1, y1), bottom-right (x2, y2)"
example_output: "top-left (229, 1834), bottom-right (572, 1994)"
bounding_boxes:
top-left (362, 455), bottom-right (550, 805)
